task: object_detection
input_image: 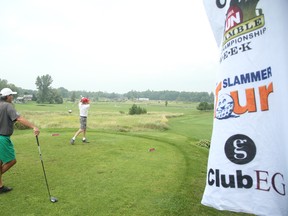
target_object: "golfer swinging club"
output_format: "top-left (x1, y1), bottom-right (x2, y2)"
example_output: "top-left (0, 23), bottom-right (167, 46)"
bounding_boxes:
top-left (0, 88), bottom-right (40, 194)
top-left (70, 97), bottom-right (90, 144)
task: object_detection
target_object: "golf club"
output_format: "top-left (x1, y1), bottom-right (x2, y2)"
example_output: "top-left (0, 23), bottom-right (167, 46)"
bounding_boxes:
top-left (35, 136), bottom-right (58, 203)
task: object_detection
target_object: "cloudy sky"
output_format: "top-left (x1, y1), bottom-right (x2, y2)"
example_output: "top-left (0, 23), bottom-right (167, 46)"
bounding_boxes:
top-left (0, 0), bottom-right (219, 93)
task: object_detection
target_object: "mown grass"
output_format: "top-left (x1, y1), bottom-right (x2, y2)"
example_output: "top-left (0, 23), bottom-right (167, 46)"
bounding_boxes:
top-left (1, 101), bottom-right (250, 216)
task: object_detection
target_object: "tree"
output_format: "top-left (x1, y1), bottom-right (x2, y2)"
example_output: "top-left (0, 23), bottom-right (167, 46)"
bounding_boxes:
top-left (0, 79), bottom-right (9, 90)
top-left (71, 91), bottom-right (76, 102)
top-left (0, 79), bottom-right (19, 94)
top-left (57, 87), bottom-right (69, 98)
top-left (35, 74), bottom-right (63, 104)
top-left (35, 74), bottom-right (53, 103)
top-left (46, 89), bottom-right (63, 104)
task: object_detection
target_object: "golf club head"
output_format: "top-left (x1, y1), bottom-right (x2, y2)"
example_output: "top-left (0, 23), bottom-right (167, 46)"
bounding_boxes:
top-left (50, 197), bottom-right (58, 203)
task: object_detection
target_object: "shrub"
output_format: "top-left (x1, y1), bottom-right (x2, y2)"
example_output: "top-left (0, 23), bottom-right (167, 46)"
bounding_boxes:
top-left (129, 104), bottom-right (147, 115)
top-left (196, 102), bottom-right (214, 111)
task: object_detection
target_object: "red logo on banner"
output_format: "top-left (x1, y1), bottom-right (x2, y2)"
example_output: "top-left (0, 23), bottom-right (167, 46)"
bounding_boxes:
top-left (225, 6), bottom-right (243, 32)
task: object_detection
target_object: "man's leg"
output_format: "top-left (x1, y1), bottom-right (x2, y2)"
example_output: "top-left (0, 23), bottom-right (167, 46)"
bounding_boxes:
top-left (83, 129), bottom-right (86, 140)
top-left (2, 159), bottom-right (16, 174)
top-left (82, 117), bottom-right (87, 142)
top-left (0, 160), bottom-right (2, 187)
top-left (0, 159), bottom-right (16, 192)
top-left (0, 137), bottom-right (16, 192)
top-left (74, 129), bottom-right (83, 138)
top-left (70, 129), bottom-right (84, 144)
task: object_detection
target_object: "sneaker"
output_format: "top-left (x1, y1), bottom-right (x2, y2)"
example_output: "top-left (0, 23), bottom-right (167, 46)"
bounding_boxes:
top-left (70, 139), bottom-right (75, 144)
top-left (82, 139), bottom-right (89, 143)
top-left (0, 186), bottom-right (13, 194)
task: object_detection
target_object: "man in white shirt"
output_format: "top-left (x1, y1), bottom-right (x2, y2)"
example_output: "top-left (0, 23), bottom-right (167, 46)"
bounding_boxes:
top-left (70, 97), bottom-right (90, 144)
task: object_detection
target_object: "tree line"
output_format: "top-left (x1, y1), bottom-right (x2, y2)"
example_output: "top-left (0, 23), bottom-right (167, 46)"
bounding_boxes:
top-left (0, 75), bottom-right (214, 104)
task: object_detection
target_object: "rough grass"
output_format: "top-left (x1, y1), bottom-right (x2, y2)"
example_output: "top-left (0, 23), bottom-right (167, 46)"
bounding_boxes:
top-left (16, 104), bottom-right (183, 132)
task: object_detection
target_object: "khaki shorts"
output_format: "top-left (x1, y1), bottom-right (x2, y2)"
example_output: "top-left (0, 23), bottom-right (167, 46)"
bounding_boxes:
top-left (80, 116), bottom-right (87, 130)
top-left (0, 136), bottom-right (16, 163)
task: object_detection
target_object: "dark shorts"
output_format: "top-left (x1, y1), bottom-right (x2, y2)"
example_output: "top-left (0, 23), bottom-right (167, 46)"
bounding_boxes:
top-left (80, 116), bottom-right (87, 130)
top-left (0, 136), bottom-right (16, 163)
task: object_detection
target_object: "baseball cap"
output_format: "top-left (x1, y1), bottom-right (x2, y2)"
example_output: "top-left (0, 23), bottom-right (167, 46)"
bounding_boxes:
top-left (0, 88), bottom-right (17, 96)
top-left (81, 97), bottom-right (89, 103)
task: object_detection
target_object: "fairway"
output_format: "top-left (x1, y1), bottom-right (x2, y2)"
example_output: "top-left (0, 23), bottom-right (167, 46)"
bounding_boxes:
top-left (0, 102), bottom-right (249, 216)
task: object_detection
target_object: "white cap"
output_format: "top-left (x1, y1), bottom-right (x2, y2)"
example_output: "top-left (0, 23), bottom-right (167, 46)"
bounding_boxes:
top-left (0, 88), bottom-right (17, 96)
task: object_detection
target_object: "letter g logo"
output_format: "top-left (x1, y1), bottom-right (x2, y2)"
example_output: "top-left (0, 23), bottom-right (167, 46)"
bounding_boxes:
top-left (225, 134), bottom-right (256, 165)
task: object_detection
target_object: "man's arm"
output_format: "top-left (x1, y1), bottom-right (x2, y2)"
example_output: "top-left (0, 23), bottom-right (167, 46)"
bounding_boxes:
top-left (16, 116), bottom-right (40, 136)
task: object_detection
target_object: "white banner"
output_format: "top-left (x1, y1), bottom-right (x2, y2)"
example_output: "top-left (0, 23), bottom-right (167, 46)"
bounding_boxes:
top-left (201, 0), bottom-right (288, 215)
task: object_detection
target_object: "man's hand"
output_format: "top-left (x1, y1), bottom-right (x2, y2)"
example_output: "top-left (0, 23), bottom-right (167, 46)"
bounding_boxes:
top-left (33, 127), bottom-right (40, 136)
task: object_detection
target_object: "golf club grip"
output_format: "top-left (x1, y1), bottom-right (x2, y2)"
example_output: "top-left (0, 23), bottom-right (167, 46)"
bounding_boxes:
top-left (36, 135), bottom-right (40, 146)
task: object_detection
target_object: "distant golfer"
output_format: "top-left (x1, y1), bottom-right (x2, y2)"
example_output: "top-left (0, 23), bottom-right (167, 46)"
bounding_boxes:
top-left (0, 88), bottom-right (40, 194)
top-left (70, 97), bottom-right (90, 144)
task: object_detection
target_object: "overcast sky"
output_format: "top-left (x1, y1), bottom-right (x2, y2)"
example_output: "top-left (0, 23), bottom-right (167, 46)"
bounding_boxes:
top-left (0, 0), bottom-right (219, 93)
